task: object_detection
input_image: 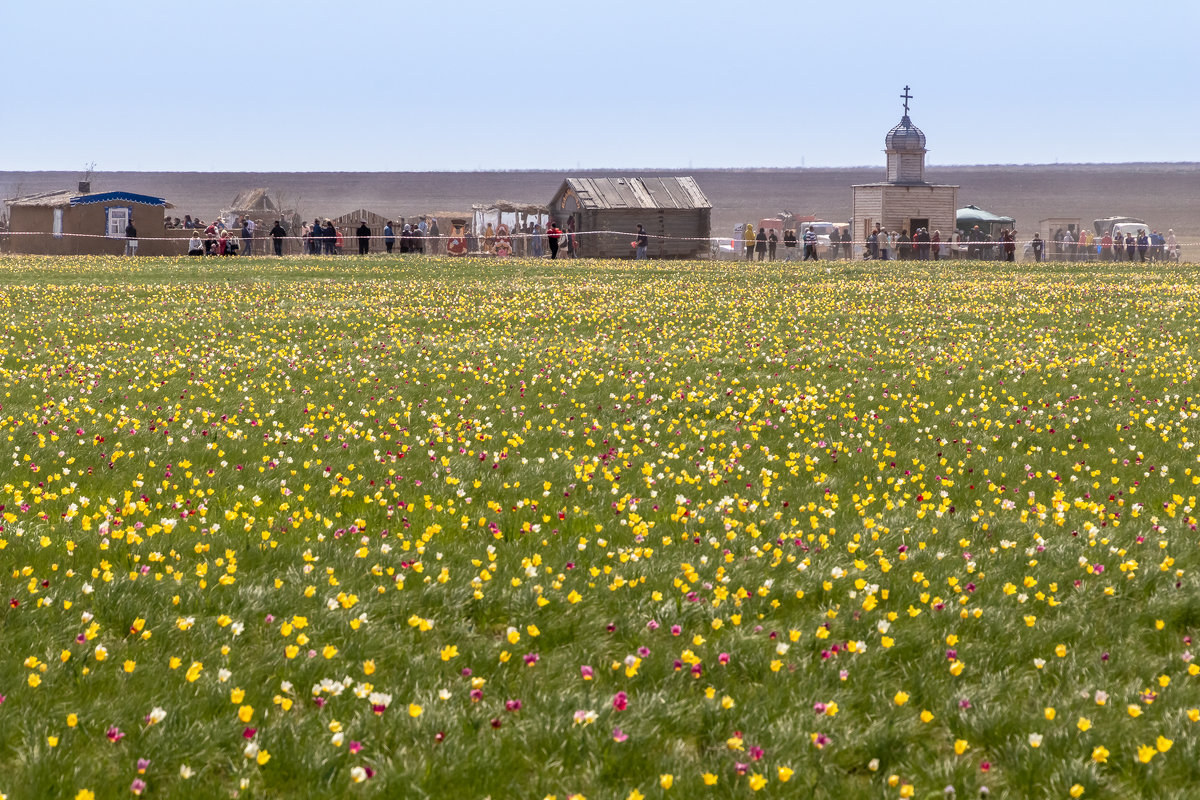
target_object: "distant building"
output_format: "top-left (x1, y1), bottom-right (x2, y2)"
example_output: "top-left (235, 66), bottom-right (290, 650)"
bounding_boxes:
top-left (548, 177), bottom-right (711, 259)
top-left (329, 209), bottom-right (393, 254)
top-left (472, 201), bottom-right (549, 256)
top-left (223, 188), bottom-right (282, 223)
top-left (851, 88), bottom-right (958, 255)
top-left (4, 188), bottom-right (176, 255)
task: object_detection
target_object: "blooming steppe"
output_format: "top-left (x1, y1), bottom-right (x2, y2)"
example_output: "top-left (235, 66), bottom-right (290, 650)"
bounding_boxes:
top-left (1, 254), bottom-right (1200, 799)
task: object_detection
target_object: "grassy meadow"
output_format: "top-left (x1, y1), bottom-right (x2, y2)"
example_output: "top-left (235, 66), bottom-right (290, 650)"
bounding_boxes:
top-left (3, 254), bottom-right (1200, 799)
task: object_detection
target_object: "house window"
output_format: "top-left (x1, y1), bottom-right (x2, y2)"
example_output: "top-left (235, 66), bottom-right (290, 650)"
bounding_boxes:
top-left (53, 208), bottom-right (64, 238)
top-left (106, 207), bottom-right (131, 238)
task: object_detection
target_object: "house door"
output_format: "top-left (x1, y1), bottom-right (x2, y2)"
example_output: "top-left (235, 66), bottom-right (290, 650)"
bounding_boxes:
top-left (909, 218), bottom-right (928, 236)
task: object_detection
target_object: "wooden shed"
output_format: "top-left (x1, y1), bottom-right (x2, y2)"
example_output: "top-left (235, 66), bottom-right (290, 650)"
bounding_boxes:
top-left (328, 209), bottom-right (393, 254)
top-left (5, 189), bottom-right (176, 256)
top-left (548, 177), bottom-right (711, 259)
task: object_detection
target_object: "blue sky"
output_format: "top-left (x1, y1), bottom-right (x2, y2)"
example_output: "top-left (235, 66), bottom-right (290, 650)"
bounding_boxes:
top-left (5, 0), bottom-right (1195, 171)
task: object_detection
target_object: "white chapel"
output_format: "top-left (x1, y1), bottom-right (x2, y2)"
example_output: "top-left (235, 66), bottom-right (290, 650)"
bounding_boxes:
top-left (851, 87), bottom-right (958, 253)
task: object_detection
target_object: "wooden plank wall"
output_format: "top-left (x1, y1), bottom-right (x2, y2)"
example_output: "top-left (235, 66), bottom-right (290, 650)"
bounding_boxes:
top-left (878, 185), bottom-right (958, 237)
top-left (578, 209), bottom-right (710, 259)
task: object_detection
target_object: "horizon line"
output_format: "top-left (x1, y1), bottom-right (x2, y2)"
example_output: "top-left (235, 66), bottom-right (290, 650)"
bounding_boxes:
top-left (3, 161), bottom-right (1199, 176)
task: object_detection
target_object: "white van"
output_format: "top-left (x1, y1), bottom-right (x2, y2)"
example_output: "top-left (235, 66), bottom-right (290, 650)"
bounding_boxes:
top-left (1093, 217), bottom-right (1147, 239)
top-left (1108, 222), bottom-right (1148, 241)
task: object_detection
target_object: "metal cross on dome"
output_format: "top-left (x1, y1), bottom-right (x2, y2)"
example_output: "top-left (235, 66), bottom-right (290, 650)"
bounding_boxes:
top-left (901, 86), bottom-right (912, 115)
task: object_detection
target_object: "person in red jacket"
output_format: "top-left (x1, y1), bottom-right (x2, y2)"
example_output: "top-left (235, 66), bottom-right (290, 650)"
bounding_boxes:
top-left (546, 222), bottom-right (563, 259)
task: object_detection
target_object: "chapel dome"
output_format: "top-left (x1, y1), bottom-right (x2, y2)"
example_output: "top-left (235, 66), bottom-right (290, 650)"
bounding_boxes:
top-left (885, 115), bottom-right (926, 151)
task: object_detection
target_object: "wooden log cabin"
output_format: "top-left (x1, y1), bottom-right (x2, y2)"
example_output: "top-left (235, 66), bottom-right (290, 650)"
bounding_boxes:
top-left (548, 177), bottom-right (712, 259)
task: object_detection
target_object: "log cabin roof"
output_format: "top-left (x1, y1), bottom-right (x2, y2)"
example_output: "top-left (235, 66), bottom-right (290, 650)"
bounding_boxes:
top-left (555, 177), bottom-right (711, 211)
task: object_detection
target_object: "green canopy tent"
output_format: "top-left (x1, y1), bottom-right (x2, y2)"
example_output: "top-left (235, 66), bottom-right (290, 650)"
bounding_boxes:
top-left (956, 204), bottom-right (1015, 238)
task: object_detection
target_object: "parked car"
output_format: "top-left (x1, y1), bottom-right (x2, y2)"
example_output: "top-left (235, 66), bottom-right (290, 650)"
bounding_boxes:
top-left (1093, 217), bottom-right (1147, 237)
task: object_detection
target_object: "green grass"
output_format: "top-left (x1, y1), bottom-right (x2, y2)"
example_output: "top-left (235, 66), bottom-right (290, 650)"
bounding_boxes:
top-left (2, 254), bottom-right (1200, 799)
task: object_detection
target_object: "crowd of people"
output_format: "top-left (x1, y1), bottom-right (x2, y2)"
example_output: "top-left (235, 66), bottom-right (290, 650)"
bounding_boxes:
top-left (732, 220), bottom-right (1183, 263)
top-left (174, 212), bottom-right (584, 258)
top-left (1050, 227), bottom-right (1178, 262)
top-left (862, 225), bottom-right (951, 261)
top-left (170, 211), bottom-right (1183, 263)
top-left (740, 224), bottom-right (855, 261)
top-left (183, 216), bottom-right (263, 256)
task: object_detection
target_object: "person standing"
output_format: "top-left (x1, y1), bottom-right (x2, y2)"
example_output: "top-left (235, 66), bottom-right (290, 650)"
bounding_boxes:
top-left (767, 229), bottom-right (778, 261)
top-left (782, 229), bottom-right (797, 260)
top-left (932, 230), bottom-right (942, 261)
top-left (755, 227), bottom-right (767, 261)
top-left (546, 221), bottom-right (562, 259)
top-left (320, 220), bottom-right (334, 255)
top-left (270, 220), bottom-right (286, 256)
top-left (1031, 232), bottom-right (1043, 262)
top-left (743, 223), bottom-right (755, 261)
top-left (356, 220), bottom-right (372, 255)
top-left (124, 217), bottom-right (138, 256)
top-left (841, 228), bottom-right (851, 259)
top-left (566, 216), bottom-right (578, 258)
top-left (429, 218), bottom-right (440, 255)
top-left (383, 221), bottom-right (395, 253)
top-left (634, 224), bottom-right (649, 259)
top-left (802, 226), bottom-right (818, 261)
top-left (867, 229), bottom-right (878, 260)
top-left (531, 222), bottom-right (544, 257)
top-left (1136, 230), bottom-right (1149, 262)
top-left (1003, 228), bottom-right (1016, 262)
top-left (878, 229), bottom-right (890, 261)
top-left (240, 218), bottom-right (252, 256)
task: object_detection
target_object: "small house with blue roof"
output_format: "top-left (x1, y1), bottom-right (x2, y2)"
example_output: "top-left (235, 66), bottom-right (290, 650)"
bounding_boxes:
top-left (5, 185), bottom-right (177, 255)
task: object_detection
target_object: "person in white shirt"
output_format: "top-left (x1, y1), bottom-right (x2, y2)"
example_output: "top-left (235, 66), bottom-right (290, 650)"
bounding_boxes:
top-left (188, 234), bottom-right (203, 256)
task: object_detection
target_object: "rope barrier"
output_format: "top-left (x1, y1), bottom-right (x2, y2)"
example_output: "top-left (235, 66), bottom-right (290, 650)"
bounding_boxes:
top-left (0, 229), bottom-right (1191, 249)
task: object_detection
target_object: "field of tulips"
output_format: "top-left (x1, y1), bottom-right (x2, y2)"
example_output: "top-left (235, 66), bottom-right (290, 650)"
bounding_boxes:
top-left (4, 254), bottom-right (1200, 799)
